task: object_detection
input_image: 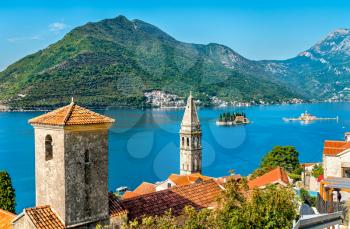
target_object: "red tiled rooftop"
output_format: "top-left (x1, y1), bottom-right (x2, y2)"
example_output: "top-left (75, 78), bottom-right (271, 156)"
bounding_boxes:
top-left (123, 191), bottom-right (141, 199)
top-left (323, 140), bottom-right (350, 156)
top-left (0, 209), bottom-right (16, 229)
top-left (248, 167), bottom-right (289, 189)
top-left (110, 179), bottom-right (222, 220)
top-left (25, 205), bottom-right (64, 229)
top-left (168, 173), bottom-right (212, 186)
top-left (109, 193), bottom-right (128, 217)
top-left (29, 101), bottom-right (115, 126)
top-left (133, 182), bottom-right (156, 195)
top-left (122, 182), bottom-right (156, 199)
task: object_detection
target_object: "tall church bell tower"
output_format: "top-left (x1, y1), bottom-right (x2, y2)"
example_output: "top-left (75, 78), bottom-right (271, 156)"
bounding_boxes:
top-left (28, 100), bottom-right (115, 227)
top-left (179, 92), bottom-right (202, 175)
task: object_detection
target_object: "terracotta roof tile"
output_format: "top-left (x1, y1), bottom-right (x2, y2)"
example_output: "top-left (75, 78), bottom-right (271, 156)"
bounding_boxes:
top-left (133, 182), bottom-right (156, 195)
top-left (25, 205), bottom-right (64, 229)
top-left (122, 191), bottom-right (141, 199)
top-left (323, 140), bottom-right (350, 156)
top-left (29, 102), bottom-right (115, 126)
top-left (168, 173), bottom-right (212, 186)
top-left (248, 167), bottom-right (289, 189)
top-left (109, 193), bottom-right (128, 217)
top-left (0, 209), bottom-right (16, 229)
top-left (123, 182), bottom-right (156, 199)
top-left (110, 179), bottom-right (221, 220)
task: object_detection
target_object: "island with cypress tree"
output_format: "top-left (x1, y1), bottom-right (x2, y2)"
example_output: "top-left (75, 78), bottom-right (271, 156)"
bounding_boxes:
top-left (216, 112), bottom-right (250, 126)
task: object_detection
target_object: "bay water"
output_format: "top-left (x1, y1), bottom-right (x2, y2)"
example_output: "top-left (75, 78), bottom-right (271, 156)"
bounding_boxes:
top-left (1, 102), bottom-right (349, 212)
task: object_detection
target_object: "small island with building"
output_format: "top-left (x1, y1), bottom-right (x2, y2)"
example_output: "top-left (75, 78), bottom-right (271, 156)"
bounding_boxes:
top-left (216, 112), bottom-right (250, 126)
top-left (283, 111), bottom-right (338, 123)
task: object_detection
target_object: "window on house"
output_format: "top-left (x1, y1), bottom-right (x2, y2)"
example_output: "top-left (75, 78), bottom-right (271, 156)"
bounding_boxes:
top-left (45, 135), bottom-right (53, 161)
top-left (343, 168), bottom-right (350, 178)
top-left (182, 137), bottom-right (184, 146)
top-left (187, 138), bottom-right (189, 147)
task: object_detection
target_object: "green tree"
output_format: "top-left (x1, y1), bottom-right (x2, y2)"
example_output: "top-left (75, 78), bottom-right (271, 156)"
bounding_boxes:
top-left (244, 185), bottom-right (297, 229)
top-left (0, 171), bottom-right (16, 213)
top-left (260, 146), bottom-right (300, 173)
top-left (251, 146), bottom-right (302, 180)
top-left (216, 178), bottom-right (297, 229)
top-left (311, 164), bottom-right (324, 179)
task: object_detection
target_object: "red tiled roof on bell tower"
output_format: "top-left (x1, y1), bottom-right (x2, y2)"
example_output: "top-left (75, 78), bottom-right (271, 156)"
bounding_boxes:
top-left (29, 99), bottom-right (115, 126)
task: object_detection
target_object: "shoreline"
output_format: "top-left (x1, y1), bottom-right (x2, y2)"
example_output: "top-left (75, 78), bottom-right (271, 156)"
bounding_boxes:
top-left (0, 100), bottom-right (348, 113)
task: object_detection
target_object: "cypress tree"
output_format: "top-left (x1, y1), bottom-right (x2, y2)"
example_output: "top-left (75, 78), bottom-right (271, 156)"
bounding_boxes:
top-left (0, 171), bottom-right (16, 213)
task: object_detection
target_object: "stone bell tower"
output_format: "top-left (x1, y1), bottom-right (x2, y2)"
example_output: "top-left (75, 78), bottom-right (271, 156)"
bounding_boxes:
top-left (28, 99), bottom-right (115, 228)
top-left (179, 92), bottom-right (202, 175)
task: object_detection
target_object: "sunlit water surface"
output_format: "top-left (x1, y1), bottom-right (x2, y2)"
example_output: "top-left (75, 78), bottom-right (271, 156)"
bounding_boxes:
top-left (1, 102), bottom-right (350, 212)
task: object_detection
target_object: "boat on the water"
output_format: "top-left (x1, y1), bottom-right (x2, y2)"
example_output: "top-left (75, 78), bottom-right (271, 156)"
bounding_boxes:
top-left (283, 111), bottom-right (338, 122)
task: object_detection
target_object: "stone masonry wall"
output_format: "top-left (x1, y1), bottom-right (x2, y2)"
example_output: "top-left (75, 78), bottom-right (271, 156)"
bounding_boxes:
top-left (34, 126), bottom-right (66, 222)
top-left (64, 129), bottom-right (109, 226)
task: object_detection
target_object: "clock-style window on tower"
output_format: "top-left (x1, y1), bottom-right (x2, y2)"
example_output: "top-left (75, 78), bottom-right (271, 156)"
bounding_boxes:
top-left (45, 135), bottom-right (53, 161)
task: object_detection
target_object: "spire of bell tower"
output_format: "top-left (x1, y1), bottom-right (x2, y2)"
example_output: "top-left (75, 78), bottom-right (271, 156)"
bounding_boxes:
top-left (179, 92), bottom-right (202, 175)
top-left (181, 91), bottom-right (200, 131)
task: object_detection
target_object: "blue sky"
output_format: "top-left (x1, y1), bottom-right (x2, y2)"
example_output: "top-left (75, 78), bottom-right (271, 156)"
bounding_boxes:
top-left (1, 0), bottom-right (350, 70)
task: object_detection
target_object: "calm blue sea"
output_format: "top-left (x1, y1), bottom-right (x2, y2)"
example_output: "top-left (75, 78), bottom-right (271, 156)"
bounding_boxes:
top-left (1, 102), bottom-right (350, 213)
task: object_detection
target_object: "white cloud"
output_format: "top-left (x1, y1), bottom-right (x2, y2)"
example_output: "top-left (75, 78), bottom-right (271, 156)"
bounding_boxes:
top-left (49, 22), bottom-right (67, 32)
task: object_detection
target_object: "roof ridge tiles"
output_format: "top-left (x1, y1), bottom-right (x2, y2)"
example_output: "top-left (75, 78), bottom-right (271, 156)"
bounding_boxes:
top-left (28, 102), bottom-right (115, 126)
top-left (63, 102), bottom-right (75, 124)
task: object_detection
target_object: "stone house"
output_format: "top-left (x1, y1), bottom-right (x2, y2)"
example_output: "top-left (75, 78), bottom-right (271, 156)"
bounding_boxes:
top-left (323, 133), bottom-right (350, 178)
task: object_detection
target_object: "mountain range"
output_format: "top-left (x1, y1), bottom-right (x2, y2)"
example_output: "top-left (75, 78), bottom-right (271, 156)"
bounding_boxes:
top-left (1, 15), bottom-right (350, 109)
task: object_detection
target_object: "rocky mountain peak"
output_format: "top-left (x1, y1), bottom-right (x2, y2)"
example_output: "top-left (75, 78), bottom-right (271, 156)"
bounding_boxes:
top-left (308, 28), bottom-right (350, 57)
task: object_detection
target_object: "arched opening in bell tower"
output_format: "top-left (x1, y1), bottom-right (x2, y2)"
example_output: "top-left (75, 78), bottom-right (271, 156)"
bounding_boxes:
top-left (45, 135), bottom-right (53, 161)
